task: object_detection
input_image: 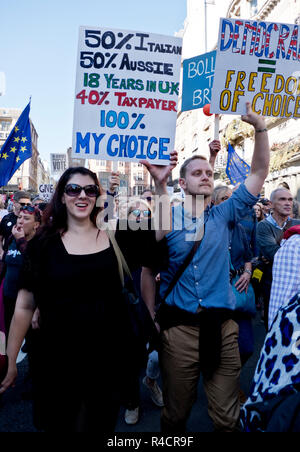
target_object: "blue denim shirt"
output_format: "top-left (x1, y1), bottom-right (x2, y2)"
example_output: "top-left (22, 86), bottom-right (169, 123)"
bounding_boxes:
top-left (159, 183), bottom-right (259, 313)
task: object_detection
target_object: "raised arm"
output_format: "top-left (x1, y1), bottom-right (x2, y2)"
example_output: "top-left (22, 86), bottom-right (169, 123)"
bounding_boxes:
top-left (242, 102), bottom-right (270, 197)
top-left (141, 151), bottom-right (178, 241)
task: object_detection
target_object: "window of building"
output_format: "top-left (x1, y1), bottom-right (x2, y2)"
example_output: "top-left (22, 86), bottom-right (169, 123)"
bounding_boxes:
top-left (133, 185), bottom-right (144, 196)
top-left (0, 120), bottom-right (10, 131)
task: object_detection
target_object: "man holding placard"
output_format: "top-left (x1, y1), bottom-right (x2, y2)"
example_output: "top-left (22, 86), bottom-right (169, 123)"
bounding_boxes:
top-left (143, 103), bottom-right (270, 432)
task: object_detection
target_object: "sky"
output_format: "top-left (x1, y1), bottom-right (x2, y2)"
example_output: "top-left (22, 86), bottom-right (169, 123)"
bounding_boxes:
top-left (0, 0), bottom-right (186, 165)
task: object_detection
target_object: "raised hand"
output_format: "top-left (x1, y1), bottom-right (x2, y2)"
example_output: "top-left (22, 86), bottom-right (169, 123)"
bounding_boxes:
top-left (241, 102), bottom-right (266, 130)
top-left (12, 224), bottom-right (25, 241)
top-left (140, 151), bottom-right (178, 191)
top-left (209, 140), bottom-right (221, 159)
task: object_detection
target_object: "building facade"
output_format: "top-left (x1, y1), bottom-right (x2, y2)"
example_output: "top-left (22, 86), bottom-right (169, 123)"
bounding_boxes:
top-left (87, 158), bottom-right (151, 196)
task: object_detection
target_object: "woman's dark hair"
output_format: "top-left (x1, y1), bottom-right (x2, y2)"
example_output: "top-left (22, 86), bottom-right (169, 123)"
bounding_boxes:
top-left (40, 167), bottom-right (104, 237)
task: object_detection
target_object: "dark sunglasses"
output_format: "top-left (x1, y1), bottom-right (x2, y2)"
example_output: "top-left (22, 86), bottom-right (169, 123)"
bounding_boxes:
top-left (19, 202), bottom-right (31, 207)
top-left (129, 209), bottom-right (151, 217)
top-left (64, 184), bottom-right (99, 198)
top-left (35, 202), bottom-right (47, 211)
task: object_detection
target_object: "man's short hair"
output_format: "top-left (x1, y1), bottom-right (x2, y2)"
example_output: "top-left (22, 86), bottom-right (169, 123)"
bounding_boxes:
top-left (13, 191), bottom-right (31, 202)
top-left (270, 187), bottom-right (291, 203)
top-left (212, 185), bottom-right (231, 203)
top-left (179, 155), bottom-right (209, 179)
top-left (32, 195), bottom-right (44, 203)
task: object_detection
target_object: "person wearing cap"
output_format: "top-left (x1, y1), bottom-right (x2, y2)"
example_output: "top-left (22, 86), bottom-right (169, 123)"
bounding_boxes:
top-left (259, 198), bottom-right (272, 216)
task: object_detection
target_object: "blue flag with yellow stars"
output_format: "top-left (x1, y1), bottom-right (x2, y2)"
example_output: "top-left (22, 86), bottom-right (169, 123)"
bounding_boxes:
top-left (0, 102), bottom-right (32, 187)
top-left (225, 143), bottom-right (250, 186)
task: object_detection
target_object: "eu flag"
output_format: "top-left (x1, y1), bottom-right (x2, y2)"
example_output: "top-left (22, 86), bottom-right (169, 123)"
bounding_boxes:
top-left (225, 143), bottom-right (250, 186)
top-left (0, 102), bottom-right (32, 187)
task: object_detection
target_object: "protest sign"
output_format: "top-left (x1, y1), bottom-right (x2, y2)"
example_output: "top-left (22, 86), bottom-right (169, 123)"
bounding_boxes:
top-left (72, 26), bottom-right (182, 165)
top-left (39, 184), bottom-right (54, 202)
top-left (50, 153), bottom-right (67, 176)
top-left (211, 18), bottom-right (300, 118)
top-left (182, 50), bottom-right (216, 111)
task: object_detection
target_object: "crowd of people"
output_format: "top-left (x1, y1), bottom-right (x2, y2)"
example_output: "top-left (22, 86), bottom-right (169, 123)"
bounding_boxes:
top-left (0, 103), bottom-right (299, 432)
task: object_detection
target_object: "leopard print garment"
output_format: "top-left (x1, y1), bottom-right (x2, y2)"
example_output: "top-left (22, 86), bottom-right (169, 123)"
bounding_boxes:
top-left (240, 293), bottom-right (300, 432)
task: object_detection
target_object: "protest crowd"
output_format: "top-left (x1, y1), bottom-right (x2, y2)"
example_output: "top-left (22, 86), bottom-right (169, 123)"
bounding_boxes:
top-left (0, 103), bottom-right (299, 433)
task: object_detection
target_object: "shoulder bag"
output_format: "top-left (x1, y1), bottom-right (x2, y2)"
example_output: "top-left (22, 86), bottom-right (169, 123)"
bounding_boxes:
top-left (105, 228), bottom-right (159, 360)
top-left (229, 254), bottom-right (256, 316)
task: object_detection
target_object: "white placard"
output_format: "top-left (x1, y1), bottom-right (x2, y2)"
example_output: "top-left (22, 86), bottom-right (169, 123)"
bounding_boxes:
top-left (72, 26), bottom-right (182, 165)
top-left (211, 18), bottom-right (300, 118)
top-left (50, 153), bottom-right (67, 175)
top-left (39, 184), bottom-right (54, 202)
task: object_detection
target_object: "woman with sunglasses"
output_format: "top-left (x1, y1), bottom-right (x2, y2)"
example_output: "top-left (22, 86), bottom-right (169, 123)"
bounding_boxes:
top-left (123, 198), bottom-right (155, 426)
top-left (128, 199), bottom-right (152, 223)
top-left (0, 166), bottom-right (168, 432)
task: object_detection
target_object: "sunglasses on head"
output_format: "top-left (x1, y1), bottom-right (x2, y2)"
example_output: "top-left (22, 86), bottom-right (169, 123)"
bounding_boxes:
top-left (20, 205), bottom-right (35, 213)
top-left (20, 205), bottom-right (41, 220)
top-left (64, 184), bottom-right (99, 198)
top-left (129, 209), bottom-right (151, 217)
top-left (19, 202), bottom-right (31, 207)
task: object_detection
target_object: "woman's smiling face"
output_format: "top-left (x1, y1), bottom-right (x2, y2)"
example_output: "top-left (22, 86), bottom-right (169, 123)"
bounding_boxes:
top-left (62, 174), bottom-right (97, 222)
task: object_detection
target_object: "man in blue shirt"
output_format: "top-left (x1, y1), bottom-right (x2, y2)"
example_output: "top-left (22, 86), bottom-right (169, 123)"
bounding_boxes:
top-left (142, 103), bottom-right (270, 432)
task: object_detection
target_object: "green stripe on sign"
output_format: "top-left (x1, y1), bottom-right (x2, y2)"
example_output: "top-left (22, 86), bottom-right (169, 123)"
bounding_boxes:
top-left (258, 59), bottom-right (276, 65)
top-left (258, 67), bottom-right (276, 73)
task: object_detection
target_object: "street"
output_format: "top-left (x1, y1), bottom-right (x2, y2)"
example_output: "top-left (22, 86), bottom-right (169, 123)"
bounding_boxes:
top-left (0, 313), bottom-right (266, 433)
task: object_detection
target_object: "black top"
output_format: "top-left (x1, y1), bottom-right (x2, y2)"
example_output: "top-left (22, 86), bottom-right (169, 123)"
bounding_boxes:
top-left (0, 212), bottom-right (18, 251)
top-left (18, 223), bottom-right (157, 430)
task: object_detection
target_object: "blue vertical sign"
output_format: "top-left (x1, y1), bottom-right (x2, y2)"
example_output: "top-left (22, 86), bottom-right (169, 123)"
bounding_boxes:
top-left (181, 50), bottom-right (216, 112)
